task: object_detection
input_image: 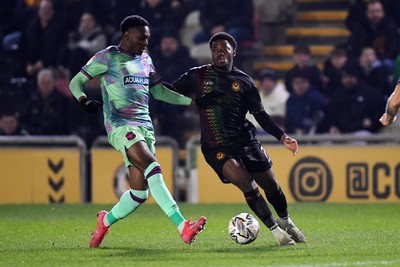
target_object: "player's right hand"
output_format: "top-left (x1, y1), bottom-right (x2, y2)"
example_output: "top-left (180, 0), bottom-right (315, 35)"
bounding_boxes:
top-left (379, 113), bottom-right (397, 126)
top-left (80, 98), bottom-right (101, 113)
top-left (281, 134), bottom-right (298, 156)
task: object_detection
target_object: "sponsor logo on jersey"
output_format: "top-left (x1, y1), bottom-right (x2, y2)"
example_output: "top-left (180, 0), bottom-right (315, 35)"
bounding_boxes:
top-left (123, 75), bottom-right (149, 86)
top-left (231, 81), bottom-right (240, 92)
top-left (216, 152), bottom-right (225, 160)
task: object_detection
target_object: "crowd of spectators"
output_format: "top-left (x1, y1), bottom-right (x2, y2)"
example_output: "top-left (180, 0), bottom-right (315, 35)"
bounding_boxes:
top-left (0, 0), bottom-right (398, 147)
top-left (248, 0), bottom-right (398, 138)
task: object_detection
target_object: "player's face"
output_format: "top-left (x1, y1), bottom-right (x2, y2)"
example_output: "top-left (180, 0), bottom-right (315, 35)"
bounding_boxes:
top-left (125, 26), bottom-right (150, 55)
top-left (211, 40), bottom-right (236, 72)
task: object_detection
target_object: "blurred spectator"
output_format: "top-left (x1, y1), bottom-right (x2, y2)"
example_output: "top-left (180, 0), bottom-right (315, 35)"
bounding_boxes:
top-left (2, 1), bottom-right (40, 81)
top-left (152, 30), bottom-right (197, 83)
top-left (322, 46), bottom-right (349, 99)
top-left (96, 1), bottom-right (141, 44)
top-left (60, 11), bottom-right (107, 77)
top-left (20, 0), bottom-right (68, 77)
top-left (285, 44), bottom-right (323, 93)
top-left (21, 68), bottom-right (70, 135)
top-left (68, 77), bottom-right (104, 147)
top-left (136, 0), bottom-right (184, 52)
top-left (151, 30), bottom-right (198, 147)
top-left (246, 68), bottom-right (289, 133)
top-left (0, 110), bottom-right (28, 136)
top-left (345, 0), bottom-right (368, 33)
top-left (322, 64), bottom-right (385, 135)
top-left (346, 0), bottom-right (399, 69)
top-left (193, 0), bottom-right (254, 46)
top-left (380, 0), bottom-right (400, 33)
top-left (285, 70), bottom-right (325, 135)
top-left (357, 46), bottom-right (392, 98)
top-left (253, 0), bottom-right (295, 45)
top-left (1, 1), bottom-right (37, 52)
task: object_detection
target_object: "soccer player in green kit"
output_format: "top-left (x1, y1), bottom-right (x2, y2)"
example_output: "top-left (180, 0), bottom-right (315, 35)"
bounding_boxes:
top-left (69, 15), bottom-right (206, 248)
top-left (171, 32), bottom-right (305, 245)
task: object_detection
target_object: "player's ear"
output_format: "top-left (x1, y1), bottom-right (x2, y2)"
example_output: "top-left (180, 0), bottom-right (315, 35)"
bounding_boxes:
top-left (232, 49), bottom-right (236, 57)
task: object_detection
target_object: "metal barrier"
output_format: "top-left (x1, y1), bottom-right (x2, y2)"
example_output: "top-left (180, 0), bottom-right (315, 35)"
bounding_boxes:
top-left (185, 133), bottom-right (400, 203)
top-left (0, 135), bottom-right (87, 203)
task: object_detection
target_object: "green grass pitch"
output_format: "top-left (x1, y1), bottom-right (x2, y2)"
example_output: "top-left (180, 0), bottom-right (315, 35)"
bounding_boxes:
top-left (0, 203), bottom-right (399, 267)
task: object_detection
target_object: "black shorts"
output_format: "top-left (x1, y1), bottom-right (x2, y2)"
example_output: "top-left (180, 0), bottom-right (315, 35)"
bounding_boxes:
top-left (201, 140), bottom-right (272, 183)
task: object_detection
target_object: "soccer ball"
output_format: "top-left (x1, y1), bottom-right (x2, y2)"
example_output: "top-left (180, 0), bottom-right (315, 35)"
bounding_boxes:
top-left (228, 213), bottom-right (260, 244)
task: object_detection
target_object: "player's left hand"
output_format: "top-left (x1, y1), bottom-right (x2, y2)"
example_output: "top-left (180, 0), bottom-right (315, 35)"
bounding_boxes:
top-left (281, 134), bottom-right (298, 156)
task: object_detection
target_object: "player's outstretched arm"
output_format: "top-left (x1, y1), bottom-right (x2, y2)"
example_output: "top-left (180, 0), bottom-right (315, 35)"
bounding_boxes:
top-left (380, 84), bottom-right (400, 126)
top-left (149, 82), bottom-right (192, 106)
top-left (253, 111), bottom-right (298, 155)
top-left (281, 134), bottom-right (298, 156)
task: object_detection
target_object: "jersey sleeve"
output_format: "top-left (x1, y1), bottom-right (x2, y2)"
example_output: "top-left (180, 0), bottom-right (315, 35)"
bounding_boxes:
top-left (80, 50), bottom-right (108, 79)
top-left (149, 72), bottom-right (162, 87)
top-left (246, 80), bottom-right (264, 114)
top-left (172, 70), bottom-right (195, 97)
top-left (146, 55), bottom-right (162, 87)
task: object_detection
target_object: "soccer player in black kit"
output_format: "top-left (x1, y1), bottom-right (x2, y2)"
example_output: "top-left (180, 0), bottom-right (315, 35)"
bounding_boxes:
top-left (171, 32), bottom-right (306, 245)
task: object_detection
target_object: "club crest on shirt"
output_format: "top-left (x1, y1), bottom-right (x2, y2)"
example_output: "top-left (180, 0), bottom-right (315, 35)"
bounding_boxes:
top-left (126, 132), bottom-right (136, 140)
top-left (216, 152), bottom-right (225, 160)
top-left (231, 81), bottom-right (240, 92)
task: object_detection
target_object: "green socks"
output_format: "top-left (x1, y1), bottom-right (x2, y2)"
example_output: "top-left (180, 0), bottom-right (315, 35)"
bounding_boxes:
top-left (104, 162), bottom-right (185, 228)
top-left (145, 162), bottom-right (185, 227)
top-left (106, 188), bottom-right (149, 226)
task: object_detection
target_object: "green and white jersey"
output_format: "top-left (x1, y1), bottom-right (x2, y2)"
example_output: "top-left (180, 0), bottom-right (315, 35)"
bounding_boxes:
top-left (81, 45), bottom-right (160, 133)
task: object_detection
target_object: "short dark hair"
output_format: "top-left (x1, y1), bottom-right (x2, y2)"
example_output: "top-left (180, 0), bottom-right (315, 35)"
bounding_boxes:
top-left (258, 68), bottom-right (278, 81)
top-left (209, 32), bottom-right (237, 50)
top-left (294, 44), bottom-right (310, 55)
top-left (341, 63), bottom-right (361, 79)
top-left (0, 109), bottom-right (19, 119)
top-left (120, 15), bottom-right (149, 34)
top-left (291, 69), bottom-right (310, 81)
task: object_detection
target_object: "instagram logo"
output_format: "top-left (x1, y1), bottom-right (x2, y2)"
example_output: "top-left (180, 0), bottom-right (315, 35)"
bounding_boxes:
top-left (289, 157), bottom-right (333, 201)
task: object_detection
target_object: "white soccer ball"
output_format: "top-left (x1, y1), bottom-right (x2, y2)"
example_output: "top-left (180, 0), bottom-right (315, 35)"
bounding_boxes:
top-left (228, 213), bottom-right (260, 244)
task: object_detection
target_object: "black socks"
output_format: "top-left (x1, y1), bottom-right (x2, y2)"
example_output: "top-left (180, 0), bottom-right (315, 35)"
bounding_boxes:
top-left (244, 188), bottom-right (276, 228)
top-left (266, 187), bottom-right (289, 218)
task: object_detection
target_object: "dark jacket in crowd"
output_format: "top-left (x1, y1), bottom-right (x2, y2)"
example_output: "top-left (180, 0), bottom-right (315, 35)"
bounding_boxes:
top-left (22, 12), bottom-right (68, 67)
top-left (324, 83), bottom-right (385, 133)
top-left (21, 90), bottom-right (70, 135)
top-left (285, 88), bottom-right (326, 134)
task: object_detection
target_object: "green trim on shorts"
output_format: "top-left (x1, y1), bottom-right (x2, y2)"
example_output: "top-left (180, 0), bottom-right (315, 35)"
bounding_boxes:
top-left (108, 125), bottom-right (156, 167)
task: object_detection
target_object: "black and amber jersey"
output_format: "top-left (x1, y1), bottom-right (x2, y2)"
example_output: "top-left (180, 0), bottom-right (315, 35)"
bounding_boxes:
top-left (173, 64), bottom-right (267, 147)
